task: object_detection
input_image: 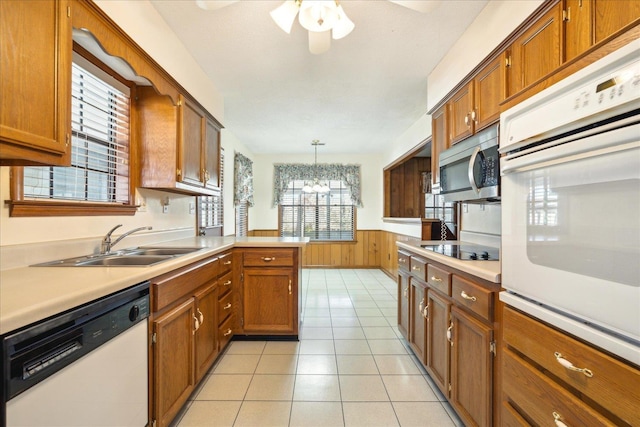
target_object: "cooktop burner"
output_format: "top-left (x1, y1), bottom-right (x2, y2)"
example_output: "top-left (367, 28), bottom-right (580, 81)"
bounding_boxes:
top-left (420, 243), bottom-right (499, 261)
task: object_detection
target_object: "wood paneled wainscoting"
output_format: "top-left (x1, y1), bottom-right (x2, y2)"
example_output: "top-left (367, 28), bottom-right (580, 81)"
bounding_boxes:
top-left (249, 230), bottom-right (420, 279)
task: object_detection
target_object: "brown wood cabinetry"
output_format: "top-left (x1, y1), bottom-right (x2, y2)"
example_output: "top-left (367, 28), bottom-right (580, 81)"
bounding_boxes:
top-left (502, 306), bottom-right (640, 427)
top-left (448, 82), bottom-right (474, 144)
top-left (138, 88), bottom-right (222, 196)
top-left (149, 254), bottom-right (231, 427)
top-left (240, 248), bottom-right (300, 336)
top-left (430, 105), bottom-right (448, 188)
top-left (398, 249), bottom-right (500, 426)
top-left (593, 0), bottom-right (640, 45)
top-left (0, 0), bottom-right (71, 166)
top-left (506, 0), bottom-right (563, 97)
top-left (564, 0), bottom-right (592, 61)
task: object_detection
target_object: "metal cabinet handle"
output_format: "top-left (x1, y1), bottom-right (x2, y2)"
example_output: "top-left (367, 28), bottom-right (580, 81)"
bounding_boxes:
top-left (223, 260), bottom-right (232, 265)
top-left (412, 265), bottom-right (421, 272)
top-left (223, 303), bottom-right (232, 310)
top-left (423, 303), bottom-right (429, 319)
top-left (447, 322), bottom-right (453, 346)
top-left (464, 114), bottom-right (470, 126)
top-left (223, 328), bottom-right (232, 337)
top-left (288, 280), bottom-right (292, 295)
top-left (261, 257), bottom-right (275, 262)
top-left (430, 276), bottom-right (442, 283)
top-left (403, 287), bottom-right (408, 298)
top-left (223, 280), bottom-right (231, 286)
top-left (553, 411), bottom-right (569, 427)
top-left (193, 315), bottom-right (200, 333)
top-left (471, 110), bottom-right (477, 122)
top-left (460, 290), bottom-right (477, 302)
top-left (419, 300), bottom-right (424, 312)
top-left (197, 308), bottom-right (204, 324)
top-left (554, 352), bottom-right (593, 377)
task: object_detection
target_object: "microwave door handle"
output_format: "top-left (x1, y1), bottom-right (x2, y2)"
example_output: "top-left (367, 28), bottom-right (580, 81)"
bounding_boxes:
top-left (468, 146), bottom-right (481, 193)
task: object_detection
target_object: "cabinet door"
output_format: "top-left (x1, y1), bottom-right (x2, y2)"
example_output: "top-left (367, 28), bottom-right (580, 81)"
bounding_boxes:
top-left (243, 268), bottom-right (296, 334)
top-left (426, 289), bottom-right (450, 397)
top-left (397, 271), bottom-right (410, 340)
top-left (450, 306), bottom-right (493, 427)
top-left (0, 0), bottom-right (71, 165)
top-left (473, 55), bottom-right (504, 131)
top-left (153, 299), bottom-right (196, 427)
top-left (448, 82), bottom-right (474, 144)
top-left (430, 105), bottom-right (447, 188)
top-left (508, 1), bottom-right (563, 96)
top-left (194, 283), bottom-right (218, 382)
top-left (179, 95), bottom-right (205, 188)
top-left (594, 0), bottom-right (640, 44)
top-left (204, 117), bottom-right (221, 190)
top-left (564, 0), bottom-right (592, 61)
top-left (409, 280), bottom-right (428, 364)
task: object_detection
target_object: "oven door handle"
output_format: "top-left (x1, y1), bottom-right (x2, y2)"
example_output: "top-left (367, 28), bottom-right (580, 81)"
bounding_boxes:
top-left (468, 146), bottom-right (481, 193)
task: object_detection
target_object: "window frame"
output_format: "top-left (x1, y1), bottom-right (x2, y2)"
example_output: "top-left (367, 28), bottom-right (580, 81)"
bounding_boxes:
top-left (7, 46), bottom-right (138, 217)
top-left (278, 179), bottom-right (357, 242)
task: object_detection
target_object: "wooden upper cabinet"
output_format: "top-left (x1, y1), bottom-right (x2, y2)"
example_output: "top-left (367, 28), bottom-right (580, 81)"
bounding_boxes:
top-left (430, 105), bottom-right (448, 188)
top-left (507, 0), bottom-right (563, 96)
top-left (448, 82), bottom-right (474, 144)
top-left (594, 0), bottom-right (640, 44)
top-left (564, 0), bottom-right (593, 61)
top-left (138, 88), bottom-right (221, 196)
top-left (0, 0), bottom-right (71, 166)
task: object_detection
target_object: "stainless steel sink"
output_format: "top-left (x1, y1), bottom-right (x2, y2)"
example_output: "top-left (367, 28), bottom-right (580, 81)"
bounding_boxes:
top-left (31, 246), bottom-right (204, 267)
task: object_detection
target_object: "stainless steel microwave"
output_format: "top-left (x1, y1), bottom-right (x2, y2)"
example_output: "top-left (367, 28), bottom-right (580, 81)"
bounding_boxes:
top-left (439, 124), bottom-right (500, 202)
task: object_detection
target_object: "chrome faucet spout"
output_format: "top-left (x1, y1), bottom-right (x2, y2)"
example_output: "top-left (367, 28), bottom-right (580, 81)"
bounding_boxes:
top-left (101, 225), bottom-right (152, 254)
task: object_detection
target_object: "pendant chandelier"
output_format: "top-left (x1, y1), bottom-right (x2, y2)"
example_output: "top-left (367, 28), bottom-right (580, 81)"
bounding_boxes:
top-left (303, 140), bottom-right (330, 193)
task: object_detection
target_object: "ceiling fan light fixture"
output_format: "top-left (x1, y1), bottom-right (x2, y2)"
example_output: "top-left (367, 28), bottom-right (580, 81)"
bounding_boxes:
top-left (298, 0), bottom-right (339, 32)
top-left (270, 0), bottom-right (301, 34)
top-left (332, 5), bottom-right (354, 40)
top-left (308, 30), bottom-right (331, 55)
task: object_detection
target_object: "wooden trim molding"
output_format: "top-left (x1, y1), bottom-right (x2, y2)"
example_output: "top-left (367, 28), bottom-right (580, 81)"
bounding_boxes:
top-left (6, 200), bottom-right (137, 217)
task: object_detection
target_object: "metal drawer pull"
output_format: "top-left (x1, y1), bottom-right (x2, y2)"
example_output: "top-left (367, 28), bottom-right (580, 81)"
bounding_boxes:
top-left (430, 276), bottom-right (442, 283)
top-left (261, 257), bottom-right (275, 262)
top-left (412, 265), bottom-right (421, 271)
top-left (223, 280), bottom-right (231, 286)
top-left (223, 303), bottom-right (232, 310)
top-left (447, 322), bottom-right (453, 346)
top-left (223, 260), bottom-right (232, 265)
top-left (223, 328), bottom-right (232, 337)
top-left (197, 308), bottom-right (204, 324)
top-left (554, 352), bottom-right (593, 377)
top-left (460, 291), bottom-right (477, 302)
top-left (553, 411), bottom-right (569, 427)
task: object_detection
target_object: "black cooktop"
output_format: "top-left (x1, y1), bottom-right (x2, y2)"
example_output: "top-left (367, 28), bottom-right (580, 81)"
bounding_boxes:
top-left (420, 243), bottom-right (499, 261)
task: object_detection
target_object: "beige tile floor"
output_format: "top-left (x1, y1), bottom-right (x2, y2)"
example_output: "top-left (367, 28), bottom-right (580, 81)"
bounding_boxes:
top-left (173, 269), bottom-right (463, 427)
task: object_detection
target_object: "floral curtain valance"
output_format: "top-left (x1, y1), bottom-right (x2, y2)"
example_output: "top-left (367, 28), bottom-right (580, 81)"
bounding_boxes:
top-left (234, 152), bottom-right (254, 207)
top-left (273, 163), bottom-right (362, 207)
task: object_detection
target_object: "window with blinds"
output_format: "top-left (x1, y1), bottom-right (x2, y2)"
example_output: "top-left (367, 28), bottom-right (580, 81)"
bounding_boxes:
top-left (236, 200), bottom-right (249, 237)
top-left (198, 149), bottom-right (224, 235)
top-left (23, 59), bottom-right (131, 203)
top-left (279, 180), bottom-right (355, 241)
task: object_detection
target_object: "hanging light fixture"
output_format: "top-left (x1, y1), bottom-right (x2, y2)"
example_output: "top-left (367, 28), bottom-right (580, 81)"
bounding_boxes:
top-left (303, 140), bottom-right (330, 193)
top-left (270, 0), bottom-right (354, 54)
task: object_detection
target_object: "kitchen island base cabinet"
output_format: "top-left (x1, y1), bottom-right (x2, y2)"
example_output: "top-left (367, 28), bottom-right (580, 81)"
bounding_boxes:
top-left (243, 268), bottom-right (295, 334)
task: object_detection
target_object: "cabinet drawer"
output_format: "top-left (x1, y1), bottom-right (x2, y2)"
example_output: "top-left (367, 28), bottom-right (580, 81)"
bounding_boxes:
top-left (218, 315), bottom-right (234, 351)
top-left (452, 275), bottom-right (493, 322)
top-left (218, 271), bottom-right (233, 297)
top-left (427, 264), bottom-right (451, 295)
top-left (218, 289), bottom-right (233, 325)
top-left (218, 251), bottom-right (232, 274)
top-left (398, 251), bottom-right (410, 273)
top-left (504, 307), bottom-right (640, 426)
top-left (503, 349), bottom-right (612, 427)
top-left (152, 256), bottom-right (219, 312)
top-left (243, 249), bottom-right (293, 267)
top-left (409, 256), bottom-right (427, 282)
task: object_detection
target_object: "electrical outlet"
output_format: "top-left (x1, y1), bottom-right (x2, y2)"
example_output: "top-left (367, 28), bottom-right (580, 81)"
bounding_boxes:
top-left (136, 196), bottom-right (147, 212)
top-left (189, 202), bottom-right (196, 214)
top-left (163, 205), bottom-right (169, 214)
top-left (462, 203), bottom-right (468, 213)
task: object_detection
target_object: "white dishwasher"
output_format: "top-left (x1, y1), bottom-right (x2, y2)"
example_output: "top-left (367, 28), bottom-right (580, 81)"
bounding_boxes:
top-left (1, 282), bottom-right (149, 427)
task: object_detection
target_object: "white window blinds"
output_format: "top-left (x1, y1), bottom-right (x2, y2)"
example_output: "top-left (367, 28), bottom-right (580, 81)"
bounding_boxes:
top-left (23, 61), bottom-right (131, 203)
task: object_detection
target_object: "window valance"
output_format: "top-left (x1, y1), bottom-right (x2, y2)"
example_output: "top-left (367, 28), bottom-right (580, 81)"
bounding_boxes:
top-left (273, 163), bottom-right (362, 207)
top-left (234, 152), bottom-right (254, 207)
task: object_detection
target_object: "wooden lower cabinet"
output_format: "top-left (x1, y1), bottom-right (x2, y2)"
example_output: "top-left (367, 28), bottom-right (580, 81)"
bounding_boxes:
top-left (409, 278), bottom-right (427, 364)
top-left (397, 271), bottom-right (410, 340)
top-left (152, 299), bottom-right (196, 427)
top-left (194, 283), bottom-right (219, 381)
top-left (426, 288), bottom-right (451, 396)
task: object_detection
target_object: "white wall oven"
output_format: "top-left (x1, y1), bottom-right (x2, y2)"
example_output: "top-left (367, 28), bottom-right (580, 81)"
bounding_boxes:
top-left (499, 41), bottom-right (640, 365)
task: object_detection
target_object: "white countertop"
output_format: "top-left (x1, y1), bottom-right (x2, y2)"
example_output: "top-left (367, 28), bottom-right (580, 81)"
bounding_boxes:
top-left (396, 240), bottom-right (501, 284)
top-left (0, 236), bottom-right (307, 335)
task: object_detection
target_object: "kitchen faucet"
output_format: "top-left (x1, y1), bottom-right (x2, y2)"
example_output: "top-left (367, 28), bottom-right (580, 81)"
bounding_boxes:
top-left (101, 224), bottom-right (153, 254)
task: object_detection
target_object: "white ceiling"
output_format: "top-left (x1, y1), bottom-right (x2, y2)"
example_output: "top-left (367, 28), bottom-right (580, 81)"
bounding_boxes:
top-left (148, 0), bottom-right (488, 155)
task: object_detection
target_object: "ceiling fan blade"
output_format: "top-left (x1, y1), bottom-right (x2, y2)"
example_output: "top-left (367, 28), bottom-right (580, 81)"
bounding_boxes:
top-left (195, 0), bottom-right (239, 11)
top-left (308, 30), bottom-right (331, 55)
top-left (388, 1), bottom-right (441, 13)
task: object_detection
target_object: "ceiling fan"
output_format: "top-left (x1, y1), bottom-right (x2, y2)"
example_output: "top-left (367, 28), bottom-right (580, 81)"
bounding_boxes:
top-left (195, 0), bottom-right (441, 54)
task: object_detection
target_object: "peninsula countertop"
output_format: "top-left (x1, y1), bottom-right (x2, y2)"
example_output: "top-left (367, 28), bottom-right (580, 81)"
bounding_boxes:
top-left (0, 236), bottom-right (308, 335)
